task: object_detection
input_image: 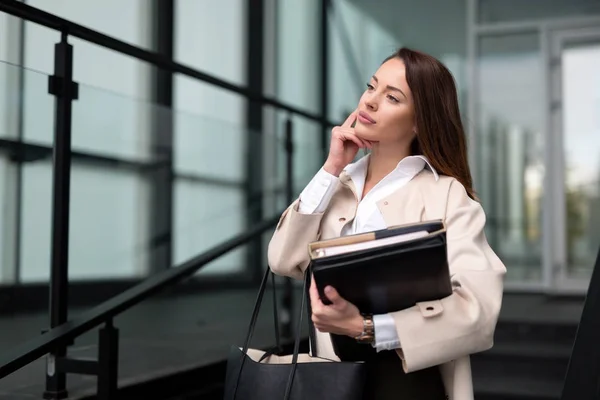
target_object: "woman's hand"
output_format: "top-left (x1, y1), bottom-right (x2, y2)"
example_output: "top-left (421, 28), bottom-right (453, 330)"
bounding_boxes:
top-left (310, 275), bottom-right (364, 338)
top-left (323, 110), bottom-right (373, 177)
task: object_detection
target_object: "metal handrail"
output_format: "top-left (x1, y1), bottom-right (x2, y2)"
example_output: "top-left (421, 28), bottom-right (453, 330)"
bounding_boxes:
top-left (0, 0), bottom-right (335, 126)
top-left (0, 214), bottom-right (281, 379)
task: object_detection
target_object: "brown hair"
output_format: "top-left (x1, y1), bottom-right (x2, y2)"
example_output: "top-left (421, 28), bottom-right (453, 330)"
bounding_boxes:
top-left (385, 47), bottom-right (476, 200)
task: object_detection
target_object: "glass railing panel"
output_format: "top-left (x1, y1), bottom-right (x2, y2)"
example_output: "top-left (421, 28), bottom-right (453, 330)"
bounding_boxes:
top-left (19, 79), bottom-right (168, 283)
top-left (172, 123), bottom-right (282, 277)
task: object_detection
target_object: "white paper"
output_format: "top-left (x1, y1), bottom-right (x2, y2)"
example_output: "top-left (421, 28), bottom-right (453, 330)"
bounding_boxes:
top-left (317, 230), bottom-right (429, 257)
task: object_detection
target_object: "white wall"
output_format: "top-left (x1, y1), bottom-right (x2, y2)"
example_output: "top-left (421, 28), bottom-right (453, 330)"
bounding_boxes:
top-left (173, 0), bottom-right (248, 274)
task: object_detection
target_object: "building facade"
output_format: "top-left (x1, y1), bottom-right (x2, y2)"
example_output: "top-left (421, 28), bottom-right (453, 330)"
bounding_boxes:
top-left (0, 0), bottom-right (599, 297)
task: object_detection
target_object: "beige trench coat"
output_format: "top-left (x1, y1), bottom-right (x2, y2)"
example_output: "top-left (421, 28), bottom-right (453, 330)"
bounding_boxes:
top-left (267, 169), bottom-right (506, 400)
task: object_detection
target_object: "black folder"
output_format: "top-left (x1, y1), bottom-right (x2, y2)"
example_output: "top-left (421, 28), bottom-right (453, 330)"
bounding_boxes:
top-left (308, 220), bottom-right (452, 361)
top-left (309, 220), bottom-right (452, 315)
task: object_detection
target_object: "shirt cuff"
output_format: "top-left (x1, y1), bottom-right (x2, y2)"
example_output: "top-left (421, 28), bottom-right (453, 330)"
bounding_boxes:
top-left (298, 168), bottom-right (340, 214)
top-left (372, 313), bottom-right (401, 352)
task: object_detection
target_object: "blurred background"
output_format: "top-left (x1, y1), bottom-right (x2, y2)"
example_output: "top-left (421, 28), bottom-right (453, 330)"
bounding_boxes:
top-left (0, 0), bottom-right (599, 399)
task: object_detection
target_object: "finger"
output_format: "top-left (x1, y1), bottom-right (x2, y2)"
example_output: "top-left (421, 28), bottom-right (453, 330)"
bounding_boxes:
top-left (323, 285), bottom-right (344, 306)
top-left (341, 109), bottom-right (358, 128)
top-left (340, 131), bottom-right (365, 149)
top-left (358, 138), bottom-right (372, 149)
top-left (352, 133), bottom-right (372, 149)
top-left (309, 274), bottom-right (322, 308)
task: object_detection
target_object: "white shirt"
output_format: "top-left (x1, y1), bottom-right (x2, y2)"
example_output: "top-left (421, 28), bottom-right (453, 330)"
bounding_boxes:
top-left (298, 154), bottom-right (439, 352)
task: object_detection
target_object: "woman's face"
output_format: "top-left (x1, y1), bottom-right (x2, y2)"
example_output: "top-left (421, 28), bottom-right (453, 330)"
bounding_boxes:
top-left (354, 57), bottom-right (416, 146)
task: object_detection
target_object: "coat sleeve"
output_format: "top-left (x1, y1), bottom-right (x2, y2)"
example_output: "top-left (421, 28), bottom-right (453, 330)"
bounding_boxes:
top-left (389, 179), bottom-right (506, 372)
top-left (267, 199), bottom-right (324, 280)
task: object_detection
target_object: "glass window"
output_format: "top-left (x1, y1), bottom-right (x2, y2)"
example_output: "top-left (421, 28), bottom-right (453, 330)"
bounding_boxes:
top-left (20, 160), bottom-right (150, 282)
top-left (16, 66), bottom-right (156, 281)
top-left (24, 0), bottom-right (152, 98)
top-left (276, 0), bottom-right (321, 114)
top-left (327, 0), bottom-right (468, 121)
top-left (476, 32), bottom-right (545, 283)
top-left (174, 0), bottom-right (246, 85)
top-left (173, 179), bottom-right (246, 274)
top-left (479, 0), bottom-right (600, 24)
top-left (0, 12), bottom-right (22, 66)
top-left (173, 0), bottom-right (249, 273)
top-left (25, 0), bottom-right (153, 49)
top-left (560, 40), bottom-right (600, 278)
top-left (22, 1), bottom-right (154, 157)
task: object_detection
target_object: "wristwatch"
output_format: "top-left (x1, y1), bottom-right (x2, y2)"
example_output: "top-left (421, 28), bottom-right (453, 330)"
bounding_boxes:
top-left (354, 314), bottom-right (375, 344)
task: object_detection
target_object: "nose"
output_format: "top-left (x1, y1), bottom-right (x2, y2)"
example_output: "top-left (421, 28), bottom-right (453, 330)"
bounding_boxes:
top-left (365, 97), bottom-right (377, 111)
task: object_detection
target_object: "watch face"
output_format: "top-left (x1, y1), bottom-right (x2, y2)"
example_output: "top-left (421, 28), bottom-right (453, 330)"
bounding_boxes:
top-left (356, 335), bottom-right (374, 344)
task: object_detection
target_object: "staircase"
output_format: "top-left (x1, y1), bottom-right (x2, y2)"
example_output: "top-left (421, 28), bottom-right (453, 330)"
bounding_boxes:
top-left (2, 292), bottom-right (580, 400)
top-left (122, 294), bottom-right (582, 400)
top-left (472, 294), bottom-right (582, 400)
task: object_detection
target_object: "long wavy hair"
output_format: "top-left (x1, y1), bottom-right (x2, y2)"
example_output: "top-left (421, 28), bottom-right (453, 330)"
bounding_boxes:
top-left (384, 47), bottom-right (476, 200)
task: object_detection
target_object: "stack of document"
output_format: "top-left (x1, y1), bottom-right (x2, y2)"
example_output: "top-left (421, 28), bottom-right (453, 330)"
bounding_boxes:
top-left (308, 220), bottom-right (451, 314)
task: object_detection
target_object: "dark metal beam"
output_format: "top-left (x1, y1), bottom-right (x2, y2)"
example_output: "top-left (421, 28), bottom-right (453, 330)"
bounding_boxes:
top-left (245, 0), bottom-right (265, 284)
top-left (149, 0), bottom-right (175, 273)
top-left (320, 0), bottom-right (331, 160)
top-left (14, 11), bottom-right (26, 284)
top-left (45, 31), bottom-right (78, 400)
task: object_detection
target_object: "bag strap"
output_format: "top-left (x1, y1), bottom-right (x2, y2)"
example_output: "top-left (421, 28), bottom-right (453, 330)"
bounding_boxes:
top-left (234, 267), bottom-right (282, 399)
top-left (240, 266), bottom-right (278, 355)
top-left (235, 267), bottom-right (309, 399)
top-left (272, 272), bottom-right (282, 352)
top-left (305, 268), bottom-right (318, 357)
top-left (283, 269), bottom-right (310, 400)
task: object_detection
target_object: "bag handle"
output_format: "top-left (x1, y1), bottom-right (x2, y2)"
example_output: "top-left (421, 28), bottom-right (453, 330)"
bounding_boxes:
top-left (234, 267), bottom-right (312, 400)
top-left (283, 270), bottom-right (310, 399)
top-left (239, 267), bottom-right (282, 360)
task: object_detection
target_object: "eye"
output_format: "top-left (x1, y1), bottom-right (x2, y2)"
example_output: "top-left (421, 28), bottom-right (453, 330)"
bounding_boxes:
top-left (387, 94), bottom-right (400, 103)
top-left (366, 83), bottom-right (375, 91)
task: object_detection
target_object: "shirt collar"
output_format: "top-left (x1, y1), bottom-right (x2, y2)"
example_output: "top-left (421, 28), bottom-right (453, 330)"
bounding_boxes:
top-left (344, 154), bottom-right (440, 184)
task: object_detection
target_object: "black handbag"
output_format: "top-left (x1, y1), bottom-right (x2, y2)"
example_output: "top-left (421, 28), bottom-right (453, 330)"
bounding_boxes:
top-left (223, 267), bottom-right (366, 400)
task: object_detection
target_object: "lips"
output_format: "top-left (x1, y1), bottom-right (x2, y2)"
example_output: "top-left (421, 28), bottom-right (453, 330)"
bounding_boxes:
top-left (358, 111), bottom-right (376, 124)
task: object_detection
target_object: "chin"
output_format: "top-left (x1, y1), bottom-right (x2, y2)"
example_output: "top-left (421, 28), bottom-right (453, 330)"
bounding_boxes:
top-left (354, 124), bottom-right (377, 140)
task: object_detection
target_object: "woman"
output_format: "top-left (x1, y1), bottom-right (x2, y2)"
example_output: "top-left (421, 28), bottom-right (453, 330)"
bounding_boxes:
top-left (268, 47), bottom-right (506, 400)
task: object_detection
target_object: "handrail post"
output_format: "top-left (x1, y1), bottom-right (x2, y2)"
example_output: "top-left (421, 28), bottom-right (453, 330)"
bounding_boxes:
top-left (44, 31), bottom-right (78, 400)
top-left (97, 319), bottom-right (119, 400)
top-left (282, 117), bottom-right (295, 338)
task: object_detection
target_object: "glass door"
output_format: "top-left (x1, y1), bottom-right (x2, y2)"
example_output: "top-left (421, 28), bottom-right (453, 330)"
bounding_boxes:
top-left (549, 27), bottom-right (600, 292)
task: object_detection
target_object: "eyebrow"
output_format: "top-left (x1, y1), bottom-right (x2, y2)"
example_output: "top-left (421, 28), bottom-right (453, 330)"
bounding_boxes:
top-left (372, 75), bottom-right (407, 99)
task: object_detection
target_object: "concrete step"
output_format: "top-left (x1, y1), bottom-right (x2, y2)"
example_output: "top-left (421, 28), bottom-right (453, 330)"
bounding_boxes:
top-left (471, 337), bottom-right (571, 400)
